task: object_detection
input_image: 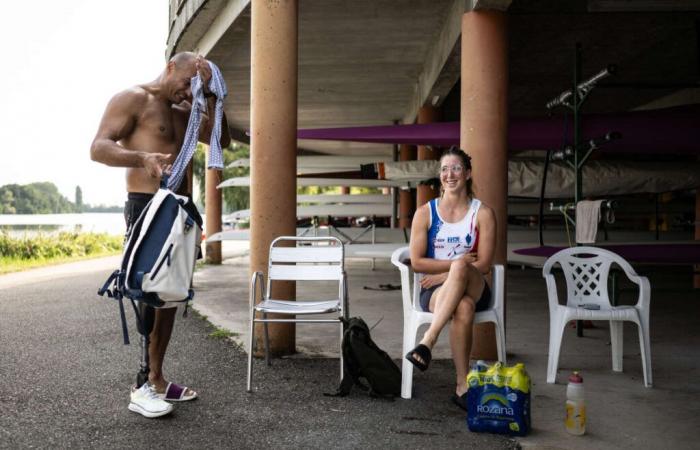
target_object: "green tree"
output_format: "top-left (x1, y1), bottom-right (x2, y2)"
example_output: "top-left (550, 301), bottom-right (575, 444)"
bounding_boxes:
top-left (0, 188), bottom-right (16, 214)
top-left (193, 142), bottom-right (250, 213)
top-left (0, 182), bottom-right (76, 214)
top-left (75, 186), bottom-right (83, 212)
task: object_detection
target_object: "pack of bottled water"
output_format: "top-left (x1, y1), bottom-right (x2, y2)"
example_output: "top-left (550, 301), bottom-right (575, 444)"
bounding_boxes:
top-left (466, 361), bottom-right (531, 436)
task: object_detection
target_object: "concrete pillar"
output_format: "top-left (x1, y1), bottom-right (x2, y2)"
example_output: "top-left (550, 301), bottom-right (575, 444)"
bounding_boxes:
top-left (399, 144), bottom-right (416, 228)
top-left (461, 9), bottom-right (508, 360)
top-left (416, 106), bottom-right (441, 207)
top-left (250, 0), bottom-right (298, 356)
top-left (205, 148), bottom-right (222, 264)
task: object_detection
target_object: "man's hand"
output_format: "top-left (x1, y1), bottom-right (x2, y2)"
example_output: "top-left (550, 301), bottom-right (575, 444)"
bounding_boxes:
top-left (461, 252), bottom-right (478, 264)
top-left (195, 55), bottom-right (212, 92)
top-left (420, 273), bottom-right (448, 289)
top-left (142, 153), bottom-right (173, 179)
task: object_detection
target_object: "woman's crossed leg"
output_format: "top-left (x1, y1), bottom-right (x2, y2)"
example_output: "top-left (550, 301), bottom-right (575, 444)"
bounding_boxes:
top-left (408, 258), bottom-right (485, 396)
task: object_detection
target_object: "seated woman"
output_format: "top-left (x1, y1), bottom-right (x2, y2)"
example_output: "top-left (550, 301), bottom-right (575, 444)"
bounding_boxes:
top-left (405, 146), bottom-right (496, 410)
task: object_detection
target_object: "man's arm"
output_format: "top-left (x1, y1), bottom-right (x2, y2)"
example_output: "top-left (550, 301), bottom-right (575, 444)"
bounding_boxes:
top-left (90, 89), bottom-right (172, 178)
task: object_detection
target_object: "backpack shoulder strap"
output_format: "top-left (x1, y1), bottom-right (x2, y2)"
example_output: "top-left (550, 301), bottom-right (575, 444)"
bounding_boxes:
top-left (97, 270), bottom-right (130, 345)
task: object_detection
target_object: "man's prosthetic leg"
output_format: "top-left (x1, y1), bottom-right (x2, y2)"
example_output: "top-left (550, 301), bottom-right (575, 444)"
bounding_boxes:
top-left (135, 302), bottom-right (155, 388)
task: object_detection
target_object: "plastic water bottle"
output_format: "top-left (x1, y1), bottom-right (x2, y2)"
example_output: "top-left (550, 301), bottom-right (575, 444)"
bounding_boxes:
top-left (565, 371), bottom-right (586, 435)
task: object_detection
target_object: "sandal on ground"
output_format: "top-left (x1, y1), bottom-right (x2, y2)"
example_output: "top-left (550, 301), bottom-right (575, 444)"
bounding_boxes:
top-left (156, 382), bottom-right (198, 402)
top-left (451, 392), bottom-right (468, 412)
top-left (405, 344), bottom-right (432, 372)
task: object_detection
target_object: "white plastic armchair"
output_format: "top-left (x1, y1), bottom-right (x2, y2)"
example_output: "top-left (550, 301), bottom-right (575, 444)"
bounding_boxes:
top-left (391, 246), bottom-right (506, 399)
top-left (543, 246), bottom-right (652, 387)
top-left (246, 236), bottom-right (348, 392)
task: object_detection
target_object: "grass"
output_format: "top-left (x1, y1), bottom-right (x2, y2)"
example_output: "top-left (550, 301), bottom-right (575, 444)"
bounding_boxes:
top-left (190, 309), bottom-right (208, 322)
top-left (190, 309), bottom-right (242, 349)
top-left (207, 326), bottom-right (243, 351)
top-left (0, 231), bottom-right (123, 275)
top-left (208, 327), bottom-right (239, 340)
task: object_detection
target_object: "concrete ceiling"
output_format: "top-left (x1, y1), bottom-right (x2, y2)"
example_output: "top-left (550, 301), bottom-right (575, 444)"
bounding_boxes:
top-left (508, 3), bottom-right (700, 117)
top-left (169, 0), bottom-right (700, 155)
top-left (173, 0), bottom-right (466, 155)
top-left (206, 0), bottom-right (460, 127)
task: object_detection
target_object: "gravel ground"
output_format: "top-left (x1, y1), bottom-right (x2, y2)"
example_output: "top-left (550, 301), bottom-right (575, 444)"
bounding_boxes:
top-left (0, 264), bottom-right (517, 449)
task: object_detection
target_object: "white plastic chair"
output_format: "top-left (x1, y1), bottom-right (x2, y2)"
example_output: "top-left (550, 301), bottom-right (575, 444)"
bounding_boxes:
top-left (390, 246), bottom-right (506, 399)
top-left (543, 246), bottom-right (652, 387)
top-left (247, 236), bottom-right (348, 392)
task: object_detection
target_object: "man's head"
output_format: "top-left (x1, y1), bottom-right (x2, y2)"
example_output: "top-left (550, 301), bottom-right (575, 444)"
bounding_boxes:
top-left (163, 52), bottom-right (199, 104)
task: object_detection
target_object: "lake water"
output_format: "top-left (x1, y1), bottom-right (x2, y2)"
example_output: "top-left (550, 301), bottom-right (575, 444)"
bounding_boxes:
top-left (0, 213), bottom-right (126, 236)
top-left (0, 213), bottom-right (223, 237)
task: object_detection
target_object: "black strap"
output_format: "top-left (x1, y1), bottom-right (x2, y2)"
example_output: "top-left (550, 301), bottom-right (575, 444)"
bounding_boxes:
top-left (97, 270), bottom-right (120, 298)
top-left (97, 270), bottom-right (130, 345)
top-left (118, 296), bottom-right (129, 345)
top-left (160, 174), bottom-right (169, 189)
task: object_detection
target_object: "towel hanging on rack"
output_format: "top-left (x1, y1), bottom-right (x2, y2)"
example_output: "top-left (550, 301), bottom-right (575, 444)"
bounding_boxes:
top-left (575, 200), bottom-right (605, 244)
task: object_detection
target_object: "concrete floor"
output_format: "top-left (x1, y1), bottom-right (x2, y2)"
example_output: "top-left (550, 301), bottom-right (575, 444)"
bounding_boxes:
top-left (194, 242), bottom-right (700, 450)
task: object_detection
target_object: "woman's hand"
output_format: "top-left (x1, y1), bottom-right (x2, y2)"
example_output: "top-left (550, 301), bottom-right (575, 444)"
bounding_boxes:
top-left (420, 272), bottom-right (448, 289)
top-left (460, 252), bottom-right (478, 264)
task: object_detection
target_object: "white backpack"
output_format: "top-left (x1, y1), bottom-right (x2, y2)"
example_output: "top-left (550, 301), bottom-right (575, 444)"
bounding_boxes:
top-left (99, 184), bottom-right (202, 343)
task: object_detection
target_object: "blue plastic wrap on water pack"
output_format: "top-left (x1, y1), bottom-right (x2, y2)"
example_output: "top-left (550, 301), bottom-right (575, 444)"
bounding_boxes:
top-left (466, 362), bottom-right (531, 436)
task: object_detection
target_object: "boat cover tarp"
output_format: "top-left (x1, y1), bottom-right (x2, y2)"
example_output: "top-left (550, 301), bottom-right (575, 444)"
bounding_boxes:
top-left (297, 105), bottom-right (700, 155)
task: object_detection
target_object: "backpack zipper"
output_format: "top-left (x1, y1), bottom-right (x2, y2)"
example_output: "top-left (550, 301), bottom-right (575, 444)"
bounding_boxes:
top-left (150, 243), bottom-right (173, 280)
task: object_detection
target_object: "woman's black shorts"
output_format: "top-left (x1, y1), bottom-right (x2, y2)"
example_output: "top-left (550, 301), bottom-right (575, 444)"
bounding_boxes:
top-left (419, 280), bottom-right (491, 313)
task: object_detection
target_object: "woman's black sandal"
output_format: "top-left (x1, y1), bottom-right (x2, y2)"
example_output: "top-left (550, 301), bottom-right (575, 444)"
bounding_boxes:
top-left (405, 344), bottom-right (432, 372)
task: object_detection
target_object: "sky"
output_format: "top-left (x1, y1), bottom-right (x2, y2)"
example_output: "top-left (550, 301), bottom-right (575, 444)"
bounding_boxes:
top-left (0, 1), bottom-right (168, 206)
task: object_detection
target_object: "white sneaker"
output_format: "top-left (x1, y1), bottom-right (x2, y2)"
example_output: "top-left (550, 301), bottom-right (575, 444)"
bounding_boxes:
top-left (128, 383), bottom-right (174, 418)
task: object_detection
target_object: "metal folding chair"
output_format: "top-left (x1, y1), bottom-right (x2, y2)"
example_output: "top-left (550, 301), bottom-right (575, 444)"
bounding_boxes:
top-left (246, 236), bottom-right (348, 392)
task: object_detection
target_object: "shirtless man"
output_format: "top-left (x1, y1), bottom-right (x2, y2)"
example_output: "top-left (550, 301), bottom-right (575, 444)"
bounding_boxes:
top-left (90, 51), bottom-right (230, 418)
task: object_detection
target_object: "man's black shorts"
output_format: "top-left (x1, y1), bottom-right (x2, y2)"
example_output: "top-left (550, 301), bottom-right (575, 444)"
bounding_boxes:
top-left (124, 192), bottom-right (154, 230)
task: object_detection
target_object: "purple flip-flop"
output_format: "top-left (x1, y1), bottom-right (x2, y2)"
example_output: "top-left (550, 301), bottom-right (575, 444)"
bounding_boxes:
top-left (157, 382), bottom-right (198, 402)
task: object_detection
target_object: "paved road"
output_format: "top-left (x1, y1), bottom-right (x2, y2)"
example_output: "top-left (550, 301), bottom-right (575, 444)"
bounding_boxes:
top-left (0, 258), bottom-right (516, 449)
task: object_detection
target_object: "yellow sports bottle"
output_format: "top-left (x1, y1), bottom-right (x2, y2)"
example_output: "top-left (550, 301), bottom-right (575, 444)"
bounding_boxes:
top-left (565, 371), bottom-right (586, 435)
